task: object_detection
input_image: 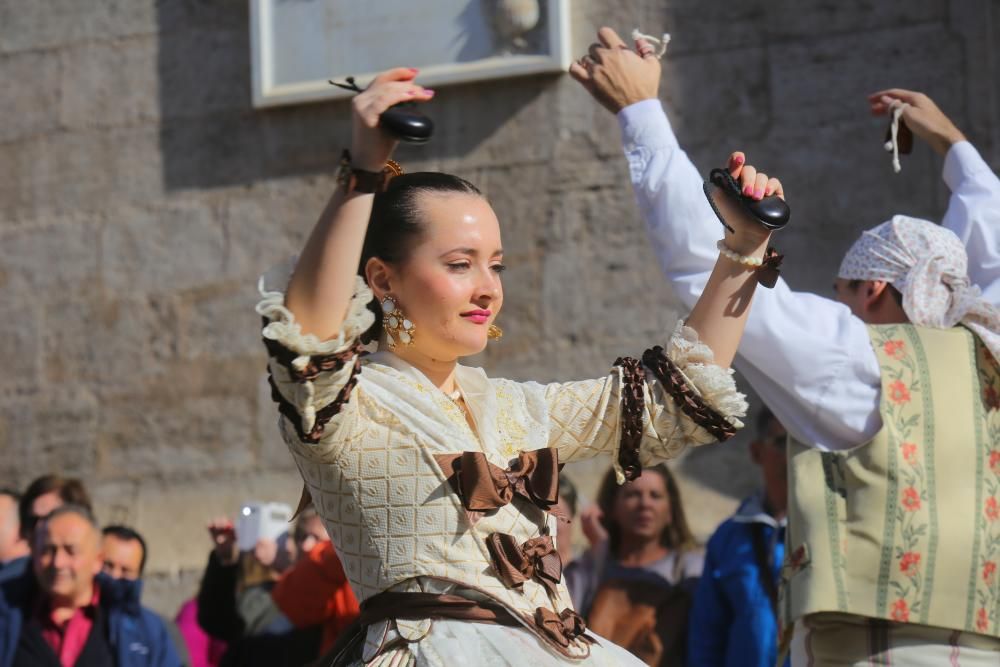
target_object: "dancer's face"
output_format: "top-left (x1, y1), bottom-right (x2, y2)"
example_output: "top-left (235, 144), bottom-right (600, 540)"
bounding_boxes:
top-left (833, 278), bottom-right (868, 318)
top-left (833, 277), bottom-right (906, 325)
top-left (611, 471), bottom-right (672, 543)
top-left (378, 192), bottom-right (504, 361)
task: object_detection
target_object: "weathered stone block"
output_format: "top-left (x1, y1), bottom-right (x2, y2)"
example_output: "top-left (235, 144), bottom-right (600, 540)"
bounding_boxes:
top-left (157, 27), bottom-right (251, 122)
top-left (0, 293), bottom-right (41, 390)
top-left (59, 39), bottom-right (159, 130)
top-left (100, 202), bottom-right (226, 294)
top-left (0, 0), bottom-right (156, 54)
top-left (221, 179), bottom-right (326, 280)
top-left (0, 386), bottom-right (99, 483)
top-left (0, 130), bottom-right (114, 219)
top-left (41, 294), bottom-right (177, 386)
top-left (770, 24), bottom-right (963, 129)
top-left (0, 218), bottom-right (100, 294)
top-left (105, 126), bottom-right (167, 205)
top-left (179, 283), bottom-right (261, 361)
top-left (0, 50), bottom-right (61, 143)
top-left (97, 395), bottom-right (256, 479)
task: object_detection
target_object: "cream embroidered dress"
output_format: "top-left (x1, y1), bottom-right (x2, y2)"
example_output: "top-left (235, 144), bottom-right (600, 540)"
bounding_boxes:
top-left (257, 270), bottom-right (747, 666)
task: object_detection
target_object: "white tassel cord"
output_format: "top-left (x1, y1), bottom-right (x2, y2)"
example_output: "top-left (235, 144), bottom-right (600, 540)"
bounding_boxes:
top-left (631, 29), bottom-right (671, 59)
top-left (883, 103), bottom-right (907, 174)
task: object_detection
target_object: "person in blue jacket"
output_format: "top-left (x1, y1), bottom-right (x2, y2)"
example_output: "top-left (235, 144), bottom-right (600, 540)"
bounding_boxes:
top-left (687, 408), bottom-right (789, 667)
top-left (0, 504), bottom-right (181, 667)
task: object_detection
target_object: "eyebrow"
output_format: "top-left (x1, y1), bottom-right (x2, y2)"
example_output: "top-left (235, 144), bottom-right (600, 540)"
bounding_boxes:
top-left (440, 247), bottom-right (504, 258)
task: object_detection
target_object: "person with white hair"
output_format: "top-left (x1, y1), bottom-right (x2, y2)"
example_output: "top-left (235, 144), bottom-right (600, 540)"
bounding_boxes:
top-left (571, 26), bottom-right (1000, 666)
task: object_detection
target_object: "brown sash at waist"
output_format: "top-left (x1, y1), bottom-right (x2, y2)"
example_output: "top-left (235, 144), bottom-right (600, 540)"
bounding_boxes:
top-left (359, 591), bottom-right (521, 627)
top-left (315, 591), bottom-right (520, 666)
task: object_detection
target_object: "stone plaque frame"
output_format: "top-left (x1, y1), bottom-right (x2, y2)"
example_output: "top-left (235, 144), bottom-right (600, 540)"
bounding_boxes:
top-left (250, 0), bottom-right (571, 109)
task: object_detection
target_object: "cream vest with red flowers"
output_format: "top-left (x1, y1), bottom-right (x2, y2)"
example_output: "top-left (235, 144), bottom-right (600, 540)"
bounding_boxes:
top-left (780, 324), bottom-right (1000, 639)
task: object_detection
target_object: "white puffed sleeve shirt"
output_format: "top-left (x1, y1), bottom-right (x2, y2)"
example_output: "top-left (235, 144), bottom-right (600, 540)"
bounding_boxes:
top-left (618, 99), bottom-right (1000, 451)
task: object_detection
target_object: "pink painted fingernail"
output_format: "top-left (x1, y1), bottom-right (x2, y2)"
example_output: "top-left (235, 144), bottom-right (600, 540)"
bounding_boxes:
top-left (734, 155), bottom-right (744, 165)
top-left (408, 68), bottom-right (419, 73)
top-left (753, 187), bottom-right (764, 199)
top-left (423, 89), bottom-right (435, 96)
top-left (743, 186), bottom-right (753, 196)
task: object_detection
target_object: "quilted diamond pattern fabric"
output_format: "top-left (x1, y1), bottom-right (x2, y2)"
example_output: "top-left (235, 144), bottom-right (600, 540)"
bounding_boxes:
top-left (258, 276), bottom-right (745, 663)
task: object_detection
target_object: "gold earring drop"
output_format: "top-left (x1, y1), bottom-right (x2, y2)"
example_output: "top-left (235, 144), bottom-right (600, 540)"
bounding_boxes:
top-left (381, 295), bottom-right (415, 349)
top-left (487, 324), bottom-right (503, 341)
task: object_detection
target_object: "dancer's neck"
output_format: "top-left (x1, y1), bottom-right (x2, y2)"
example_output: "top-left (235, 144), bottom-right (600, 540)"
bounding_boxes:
top-left (385, 344), bottom-right (460, 395)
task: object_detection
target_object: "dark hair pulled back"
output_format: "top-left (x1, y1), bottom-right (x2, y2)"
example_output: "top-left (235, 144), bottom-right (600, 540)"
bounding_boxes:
top-left (358, 171), bottom-right (482, 343)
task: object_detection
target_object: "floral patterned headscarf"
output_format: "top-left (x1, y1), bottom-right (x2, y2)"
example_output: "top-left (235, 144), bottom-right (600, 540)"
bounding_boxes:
top-left (838, 215), bottom-right (1000, 362)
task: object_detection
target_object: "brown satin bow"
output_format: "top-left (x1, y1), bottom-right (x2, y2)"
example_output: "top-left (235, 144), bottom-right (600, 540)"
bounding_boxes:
top-left (534, 607), bottom-right (592, 648)
top-left (486, 533), bottom-right (562, 597)
top-left (757, 246), bottom-right (784, 288)
top-left (434, 449), bottom-right (561, 514)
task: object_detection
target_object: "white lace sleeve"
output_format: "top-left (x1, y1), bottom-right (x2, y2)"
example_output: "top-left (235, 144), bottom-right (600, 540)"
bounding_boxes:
top-left (256, 265), bottom-right (375, 455)
top-left (663, 320), bottom-right (749, 422)
top-left (543, 321), bottom-right (747, 483)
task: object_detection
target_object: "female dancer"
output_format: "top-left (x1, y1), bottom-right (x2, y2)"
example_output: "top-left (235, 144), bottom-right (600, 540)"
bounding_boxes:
top-left (257, 65), bottom-right (784, 665)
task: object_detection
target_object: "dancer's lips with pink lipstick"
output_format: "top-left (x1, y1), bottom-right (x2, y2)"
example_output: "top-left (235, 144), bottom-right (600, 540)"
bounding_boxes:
top-left (460, 309), bottom-right (492, 324)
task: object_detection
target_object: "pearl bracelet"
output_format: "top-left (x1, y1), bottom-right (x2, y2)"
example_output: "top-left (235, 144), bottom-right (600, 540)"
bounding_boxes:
top-left (717, 240), bottom-right (764, 267)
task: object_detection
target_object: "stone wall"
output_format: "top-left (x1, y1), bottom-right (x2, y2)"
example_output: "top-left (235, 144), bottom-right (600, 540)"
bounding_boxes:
top-left (1, 0), bottom-right (997, 615)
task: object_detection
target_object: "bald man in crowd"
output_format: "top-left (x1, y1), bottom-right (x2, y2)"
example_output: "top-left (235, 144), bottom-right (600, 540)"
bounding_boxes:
top-left (0, 505), bottom-right (181, 667)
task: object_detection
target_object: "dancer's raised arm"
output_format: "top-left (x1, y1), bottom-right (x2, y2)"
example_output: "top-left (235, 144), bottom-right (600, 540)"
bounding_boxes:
top-left (870, 88), bottom-right (1000, 303)
top-left (572, 27), bottom-right (884, 451)
top-left (284, 68), bottom-right (434, 340)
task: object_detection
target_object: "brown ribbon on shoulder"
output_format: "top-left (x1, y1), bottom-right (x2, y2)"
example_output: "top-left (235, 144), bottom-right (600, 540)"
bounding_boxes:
top-left (434, 449), bottom-right (561, 515)
top-left (757, 246), bottom-right (784, 289)
top-left (486, 533), bottom-right (562, 597)
top-left (534, 607), bottom-right (593, 648)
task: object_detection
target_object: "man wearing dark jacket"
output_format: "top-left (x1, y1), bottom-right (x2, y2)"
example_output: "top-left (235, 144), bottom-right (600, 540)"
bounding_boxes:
top-left (0, 490), bottom-right (30, 586)
top-left (0, 504), bottom-right (181, 667)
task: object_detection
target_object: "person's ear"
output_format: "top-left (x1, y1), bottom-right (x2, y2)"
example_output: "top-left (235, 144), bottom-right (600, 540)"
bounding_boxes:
top-left (863, 280), bottom-right (891, 312)
top-left (365, 257), bottom-right (395, 300)
top-left (92, 549), bottom-right (104, 577)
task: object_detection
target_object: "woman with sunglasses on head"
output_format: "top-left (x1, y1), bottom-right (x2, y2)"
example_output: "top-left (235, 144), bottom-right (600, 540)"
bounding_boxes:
top-left (257, 60), bottom-right (786, 665)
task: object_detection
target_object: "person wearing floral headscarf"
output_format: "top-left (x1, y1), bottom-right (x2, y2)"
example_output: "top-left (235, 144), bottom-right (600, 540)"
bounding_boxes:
top-left (571, 26), bottom-right (1000, 667)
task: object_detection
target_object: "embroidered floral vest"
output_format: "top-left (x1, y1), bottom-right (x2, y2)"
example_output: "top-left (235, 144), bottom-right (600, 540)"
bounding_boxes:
top-left (780, 324), bottom-right (1000, 638)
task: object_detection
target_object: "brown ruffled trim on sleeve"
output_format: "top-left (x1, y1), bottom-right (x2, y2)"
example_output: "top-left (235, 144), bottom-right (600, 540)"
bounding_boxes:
top-left (613, 356), bottom-right (645, 482)
top-left (261, 317), bottom-right (364, 382)
top-left (266, 359), bottom-right (361, 444)
top-left (641, 346), bottom-right (737, 443)
top-left (262, 319), bottom-right (365, 444)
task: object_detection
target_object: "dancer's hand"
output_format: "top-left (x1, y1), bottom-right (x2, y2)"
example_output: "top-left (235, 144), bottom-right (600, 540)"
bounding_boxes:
top-left (868, 89), bottom-right (966, 156)
top-left (723, 151), bottom-right (784, 254)
top-left (570, 27), bottom-right (661, 114)
top-left (351, 68), bottom-right (435, 171)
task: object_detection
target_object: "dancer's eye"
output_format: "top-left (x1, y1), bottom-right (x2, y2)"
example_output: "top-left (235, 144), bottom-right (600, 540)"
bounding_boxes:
top-left (491, 264), bottom-right (507, 274)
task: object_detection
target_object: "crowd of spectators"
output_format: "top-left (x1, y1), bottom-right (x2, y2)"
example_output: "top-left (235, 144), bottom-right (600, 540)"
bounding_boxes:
top-left (1, 410), bottom-right (785, 666)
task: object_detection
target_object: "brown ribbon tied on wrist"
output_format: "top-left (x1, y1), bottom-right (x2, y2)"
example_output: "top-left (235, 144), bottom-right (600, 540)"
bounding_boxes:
top-left (486, 533), bottom-right (562, 596)
top-left (534, 607), bottom-right (593, 648)
top-left (757, 246), bottom-right (784, 289)
top-left (435, 449), bottom-right (562, 516)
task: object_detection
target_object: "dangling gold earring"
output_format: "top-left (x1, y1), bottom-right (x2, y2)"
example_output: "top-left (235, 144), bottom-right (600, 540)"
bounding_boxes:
top-left (380, 295), bottom-right (415, 350)
top-left (487, 324), bottom-right (503, 341)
